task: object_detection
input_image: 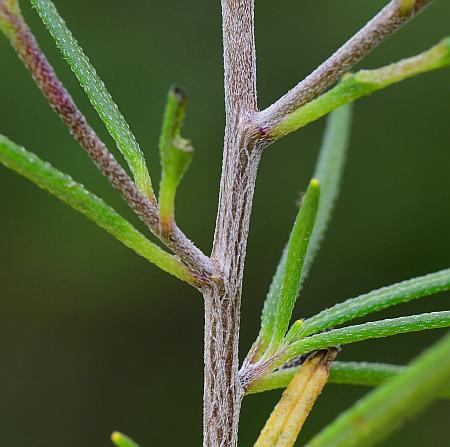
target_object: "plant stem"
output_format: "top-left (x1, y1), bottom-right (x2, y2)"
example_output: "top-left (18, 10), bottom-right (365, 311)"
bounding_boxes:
top-left (256, 0), bottom-right (433, 135)
top-left (269, 38), bottom-right (450, 139)
top-left (202, 1), bottom-right (259, 445)
top-left (31, 0), bottom-right (155, 200)
top-left (0, 135), bottom-right (194, 284)
top-left (0, 1), bottom-right (213, 281)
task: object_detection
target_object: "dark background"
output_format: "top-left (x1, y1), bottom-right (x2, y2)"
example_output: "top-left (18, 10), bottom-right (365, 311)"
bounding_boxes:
top-left (1, 1), bottom-right (449, 445)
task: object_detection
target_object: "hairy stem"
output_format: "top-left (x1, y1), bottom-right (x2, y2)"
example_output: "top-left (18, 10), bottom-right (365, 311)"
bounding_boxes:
top-left (202, 1), bottom-right (259, 445)
top-left (257, 0), bottom-right (433, 134)
top-left (0, 1), bottom-right (213, 281)
top-left (0, 135), bottom-right (194, 284)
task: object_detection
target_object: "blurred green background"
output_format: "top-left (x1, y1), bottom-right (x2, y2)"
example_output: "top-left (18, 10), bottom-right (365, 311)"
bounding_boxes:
top-left (1, 0), bottom-right (449, 445)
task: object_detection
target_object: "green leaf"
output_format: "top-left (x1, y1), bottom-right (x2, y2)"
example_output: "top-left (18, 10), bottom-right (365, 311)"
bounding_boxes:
top-left (247, 361), bottom-right (450, 399)
top-left (249, 245), bottom-right (288, 360)
top-left (262, 179), bottom-right (320, 355)
top-left (302, 104), bottom-right (352, 282)
top-left (0, 135), bottom-right (194, 284)
top-left (30, 0), bottom-right (154, 200)
top-left (111, 432), bottom-right (141, 447)
top-left (248, 106), bottom-right (351, 362)
top-left (159, 86), bottom-right (193, 235)
top-left (270, 37), bottom-right (450, 139)
top-left (299, 268), bottom-right (450, 338)
top-left (307, 331), bottom-right (450, 447)
top-left (278, 311), bottom-right (450, 368)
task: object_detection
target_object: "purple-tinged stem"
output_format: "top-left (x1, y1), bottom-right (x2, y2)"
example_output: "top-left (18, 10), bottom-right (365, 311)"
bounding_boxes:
top-left (0, 1), bottom-right (214, 282)
top-left (257, 0), bottom-right (434, 134)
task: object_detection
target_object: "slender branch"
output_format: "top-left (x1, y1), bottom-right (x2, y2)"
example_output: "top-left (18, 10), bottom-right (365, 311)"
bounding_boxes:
top-left (0, 135), bottom-right (195, 284)
top-left (256, 0), bottom-right (434, 136)
top-left (0, 1), bottom-right (214, 282)
top-left (31, 0), bottom-right (155, 201)
top-left (247, 361), bottom-right (450, 398)
top-left (269, 38), bottom-right (450, 139)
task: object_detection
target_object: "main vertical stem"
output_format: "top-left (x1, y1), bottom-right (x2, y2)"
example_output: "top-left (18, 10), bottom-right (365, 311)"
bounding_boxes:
top-left (202, 1), bottom-right (259, 446)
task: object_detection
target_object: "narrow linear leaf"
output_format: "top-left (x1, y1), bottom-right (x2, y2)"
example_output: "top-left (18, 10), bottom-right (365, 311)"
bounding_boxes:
top-left (0, 135), bottom-right (194, 284)
top-left (249, 246), bottom-right (288, 361)
top-left (302, 104), bottom-right (352, 281)
top-left (249, 105), bottom-right (351, 362)
top-left (247, 361), bottom-right (450, 399)
top-left (111, 432), bottom-right (141, 447)
top-left (306, 331), bottom-right (450, 447)
top-left (30, 0), bottom-right (154, 200)
top-left (267, 179), bottom-right (320, 353)
top-left (271, 37), bottom-right (450, 139)
top-left (254, 350), bottom-right (337, 447)
top-left (159, 86), bottom-right (193, 235)
top-left (278, 311), bottom-right (450, 368)
top-left (299, 268), bottom-right (450, 338)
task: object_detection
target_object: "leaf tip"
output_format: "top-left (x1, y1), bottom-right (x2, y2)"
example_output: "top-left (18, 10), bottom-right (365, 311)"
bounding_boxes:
top-left (111, 432), bottom-right (122, 443)
top-left (170, 83), bottom-right (187, 103)
top-left (310, 178), bottom-right (320, 188)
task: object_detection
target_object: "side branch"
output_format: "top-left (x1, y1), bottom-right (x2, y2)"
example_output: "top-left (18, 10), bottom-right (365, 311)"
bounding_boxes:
top-left (257, 0), bottom-right (433, 134)
top-left (0, 2), bottom-right (213, 282)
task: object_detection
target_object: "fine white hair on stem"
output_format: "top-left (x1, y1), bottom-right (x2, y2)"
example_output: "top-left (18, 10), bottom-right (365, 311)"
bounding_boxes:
top-left (256, 0), bottom-right (433, 135)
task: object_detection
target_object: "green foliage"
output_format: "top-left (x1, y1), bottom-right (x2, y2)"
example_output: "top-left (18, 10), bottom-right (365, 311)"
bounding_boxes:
top-left (302, 103), bottom-right (352, 281)
top-left (307, 332), bottom-right (450, 447)
top-left (279, 311), bottom-right (450, 368)
top-left (30, 0), bottom-right (154, 200)
top-left (0, 135), bottom-right (194, 284)
top-left (249, 106), bottom-right (351, 362)
top-left (257, 179), bottom-right (320, 357)
top-left (299, 268), bottom-right (450, 338)
top-left (158, 86), bottom-right (193, 235)
top-left (1, 1), bottom-right (449, 445)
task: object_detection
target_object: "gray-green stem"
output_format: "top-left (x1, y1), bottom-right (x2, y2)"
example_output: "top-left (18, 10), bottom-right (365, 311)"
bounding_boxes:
top-left (202, 1), bottom-right (259, 445)
top-left (256, 0), bottom-right (433, 136)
